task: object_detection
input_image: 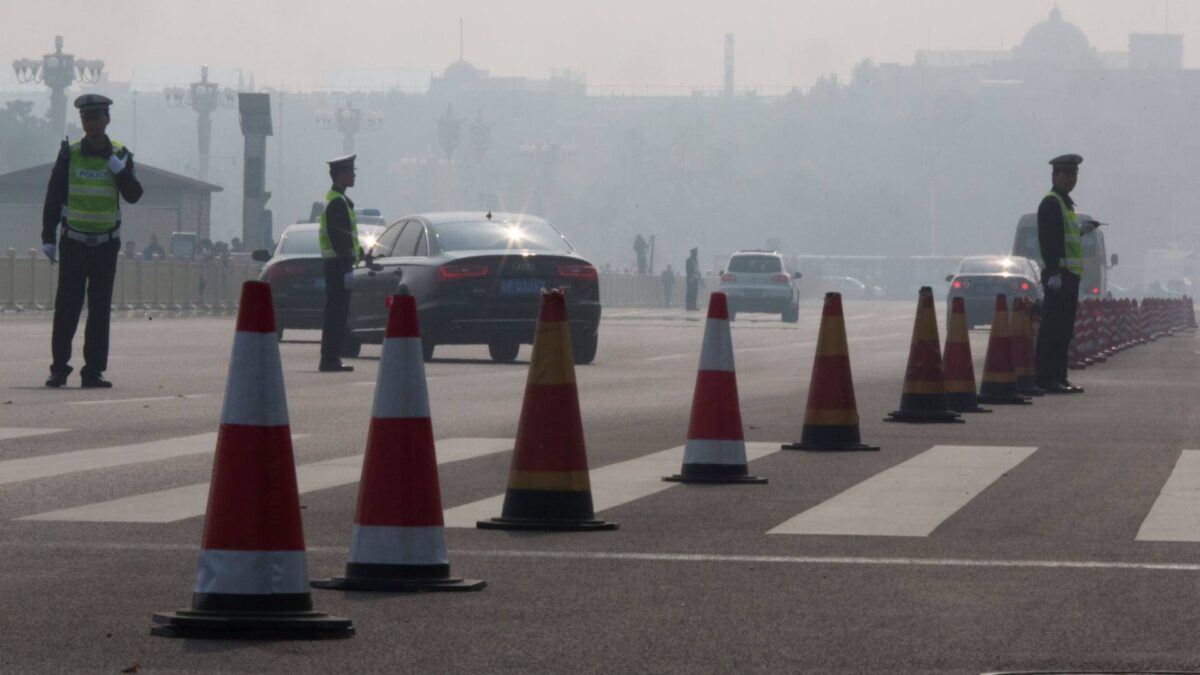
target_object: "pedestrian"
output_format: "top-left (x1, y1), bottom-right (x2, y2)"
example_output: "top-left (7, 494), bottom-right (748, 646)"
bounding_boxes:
top-left (685, 247), bottom-right (700, 311)
top-left (634, 234), bottom-right (648, 275)
top-left (42, 94), bottom-right (144, 388)
top-left (662, 264), bottom-right (676, 308)
top-left (318, 154), bottom-right (361, 372)
top-left (142, 232), bottom-right (164, 261)
top-left (1034, 154), bottom-right (1101, 394)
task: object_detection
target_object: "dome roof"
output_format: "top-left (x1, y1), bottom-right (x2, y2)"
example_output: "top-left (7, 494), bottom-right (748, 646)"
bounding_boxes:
top-left (1015, 7), bottom-right (1099, 69)
top-left (442, 59), bottom-right (486, 81)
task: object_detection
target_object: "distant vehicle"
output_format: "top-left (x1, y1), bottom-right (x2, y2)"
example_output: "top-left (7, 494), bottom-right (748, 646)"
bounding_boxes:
top-left (1012, 213), bottom-right (1117, 298)
top-left (253, 222), bottom-right (386, 342)
top-left (718, 250), bottom-right (802, 322)
top-left (344, 212), bottom-right (601, 364)
top-left (946, 255), bottom-right (1043, 329)
top-left (354, 208), bottom-right (388, 227)
top-left (170, 232), bottom-right (197, 260)
top-left (817, 276), bottom-right (883, 300)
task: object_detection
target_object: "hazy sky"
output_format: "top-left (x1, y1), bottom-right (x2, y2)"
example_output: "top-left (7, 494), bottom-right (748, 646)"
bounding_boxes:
top-left (2, 1), bottom-right (1195, 91)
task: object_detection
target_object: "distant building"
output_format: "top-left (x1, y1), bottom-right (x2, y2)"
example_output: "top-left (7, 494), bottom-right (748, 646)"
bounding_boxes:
top-left (428, 59), bottom-right (586, 96)
top-left (0, 161), bottom-right (222, 252)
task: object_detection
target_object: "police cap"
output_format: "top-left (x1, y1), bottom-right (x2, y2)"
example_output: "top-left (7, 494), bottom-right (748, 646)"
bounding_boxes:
top-left (74, 94), bottom-right (112, 114)
top-left (1049, 154), bottom-right (1083, 170)
top-left (326, 154), bottom-right (357, 170)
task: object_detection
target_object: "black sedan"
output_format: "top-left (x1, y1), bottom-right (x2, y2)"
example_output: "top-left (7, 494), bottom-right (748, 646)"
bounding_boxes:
top-left (254, 222), bottom-right (384, 342)
top-left (345, 212), bottom-right (601, 364)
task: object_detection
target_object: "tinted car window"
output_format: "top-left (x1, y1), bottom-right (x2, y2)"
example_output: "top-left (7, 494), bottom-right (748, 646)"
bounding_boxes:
top-left (432, 221), bottom-right (571, 252)
top-left (394, 222), bottom-right (422, 257)
top-left (372, 222), bottom-right (405, 256)
top-left (728, 255), bottom-right (782, 273)
top-left (278, 229), bottom-right (320, 255)
top-left (414, 228), bottom-right (428, 256)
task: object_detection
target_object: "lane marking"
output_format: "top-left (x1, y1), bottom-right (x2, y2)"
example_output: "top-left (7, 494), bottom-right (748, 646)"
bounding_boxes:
top-left (0, 433), bottom-right (225, 487)
top-left (0, 428), bottom-right (68, 442)
top-left (1137, 450), bottom-right (1200, 542)
top-left (22, 437), bottom-right (512, 523)
top-left (641, 353), bottom-right (689, 362)
top-left (769, 445), bottom-right (1037, 537)
top-left (66, 394), bottom-right (212, 406)
top-left (4, 541), bottom-right (1200, 574)
top-left (443, 442), bottom-right (782, 528)
top-left (352, 377), bottom-right (441, 386)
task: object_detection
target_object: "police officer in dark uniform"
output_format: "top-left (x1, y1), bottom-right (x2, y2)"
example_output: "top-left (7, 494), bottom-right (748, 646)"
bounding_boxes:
top-left (1034, 154), bottom-right (1100, 394)
top-left (685, 247), bottom-right (700, 311)
top-left (318, 154), bottom-right (360, 372)
top-left (42, 94), bottom-right (144, 388)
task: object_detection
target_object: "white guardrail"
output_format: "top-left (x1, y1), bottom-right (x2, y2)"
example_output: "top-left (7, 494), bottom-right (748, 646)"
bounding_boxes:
top-left (0, 252), bottom-right (723, 314)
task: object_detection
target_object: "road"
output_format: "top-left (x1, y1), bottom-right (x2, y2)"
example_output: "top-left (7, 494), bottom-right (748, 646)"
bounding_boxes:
top-left (1, 300), bottom-right (1198, 673)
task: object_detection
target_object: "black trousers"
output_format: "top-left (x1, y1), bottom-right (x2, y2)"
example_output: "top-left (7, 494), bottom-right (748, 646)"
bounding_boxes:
top-left (685, 278), bottom-right (699, 310)
top-left (51, 236), bottom-right (120, 378)
top-left (320, 259), bottom-right (352, 363)
top-left (1035, 271), bottom-right (1080, 385)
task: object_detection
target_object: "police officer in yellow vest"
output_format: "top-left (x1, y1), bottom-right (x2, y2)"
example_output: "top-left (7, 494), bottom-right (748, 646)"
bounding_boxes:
top-left (42, 94), bottom-right (144, 388)
top-left (318, 154), bottom-right (361, 372)
top-left (1035, 154), bottom-right (1100, 394)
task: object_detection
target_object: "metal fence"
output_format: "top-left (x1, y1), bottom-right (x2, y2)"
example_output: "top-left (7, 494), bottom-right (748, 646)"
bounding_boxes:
top-left (0, 248), bottom-right (262, 314)
top-left (599, 273), bottom-right (720, 309)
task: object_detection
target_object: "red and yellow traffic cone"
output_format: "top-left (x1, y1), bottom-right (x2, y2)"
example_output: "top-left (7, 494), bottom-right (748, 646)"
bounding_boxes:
top-left (478, 290), bottom-right (617, 531)
top-left (664, 292), bottom-right (766, 483)
top-left (783, 292), bottom-right (878, 451)
top-left (313, 294), bottom-right (485, 592)
top-left (978, 294), bottom-right (1030, 405)
top-left (1010, 297), bottom-right (1043, 397)
top-left (152, 282), bottom-right (353, 639)
top-left (885, 287), bottom-right (962, 423)
top-left (943, 296), bottom-right (990, 413)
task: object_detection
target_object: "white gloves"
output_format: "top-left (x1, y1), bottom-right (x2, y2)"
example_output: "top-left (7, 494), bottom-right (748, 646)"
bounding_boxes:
top-left (1046, 274), bottom-right (1062, 292)
top-left (107, 154), bottom-right (127, 175)
top-left (343, 271), bottom-right (356, 289)
top-left (42, 243), bottom-right (56, 264)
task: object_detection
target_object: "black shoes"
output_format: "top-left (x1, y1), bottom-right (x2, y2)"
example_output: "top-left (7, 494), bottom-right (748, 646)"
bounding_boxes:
top-left (318, 361), bottom-right (354, 373)
top-left (1059, 380), bottom-right (1084, 394)
top-left (1037, 380), bottom-right (1084, 394)
top-left (81, 374), bottom-right (113, 388)
top-left (45, 373), bottom-right (68, 387)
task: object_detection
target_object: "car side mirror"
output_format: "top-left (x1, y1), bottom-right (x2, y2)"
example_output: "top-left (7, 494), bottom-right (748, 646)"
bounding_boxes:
top-left (1110, 253), bottom-right (1119, 266)
top-left (792, 272), bottom-right (802, 279)
top-left (945, 274), bottom-right (954, 282)
top-left (251, 249), bottom-right (272, 262)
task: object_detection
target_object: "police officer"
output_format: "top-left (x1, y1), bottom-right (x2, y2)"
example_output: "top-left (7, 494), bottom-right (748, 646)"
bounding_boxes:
top-left (1034, 154), bottom-right (1100, 394)
top-left (685, 247), bottom-right (700, 311)
top-left (318, 154), bottom-right (360, 372)
top-left (42, 94), bottom-right (144, 388)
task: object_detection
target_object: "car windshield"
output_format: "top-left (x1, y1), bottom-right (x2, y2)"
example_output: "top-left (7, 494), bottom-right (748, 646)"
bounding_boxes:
top-left (959, 258), bottom-right (1023, 275)
top-left (278, 229), bottom-right (320, 255)
top-left (432, 220), bottom-right (572, 252)
top-left (728, 255), bottom-right (782, 273)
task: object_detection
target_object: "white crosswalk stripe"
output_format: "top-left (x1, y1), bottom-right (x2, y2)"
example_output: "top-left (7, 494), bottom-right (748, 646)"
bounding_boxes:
top-left (0, 433), bottom-right (227, 487)
top-left (443, 442), bottom-right (783, 528)
top-left (1136, 450), bottom-right (1200, 542)
top-left (21, 437), bottom-right (512, 523)
top-left (768, 445), bottom-right (1037, 537)
top-left (0, 428), bottom-right (67, 442)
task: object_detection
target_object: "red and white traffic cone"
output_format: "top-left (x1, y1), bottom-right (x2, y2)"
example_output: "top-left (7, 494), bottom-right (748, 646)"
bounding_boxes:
top-left (152, 281), bottom-right (353, 640)
top-left (313, 293), bottom-right (484, 592)
top-left (664, 292), bottom-right (766, 483)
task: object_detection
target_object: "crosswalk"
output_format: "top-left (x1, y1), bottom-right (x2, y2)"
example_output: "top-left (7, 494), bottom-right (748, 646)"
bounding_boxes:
top-left (4, 427), bottom-right (1200, 543)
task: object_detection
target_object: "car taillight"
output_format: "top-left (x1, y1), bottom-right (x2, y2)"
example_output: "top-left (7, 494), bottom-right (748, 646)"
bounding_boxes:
top-left (266, 264), bottom-right (306, 281)
top-left (1091, 287), bottom-right (1100, 295)
top-left (558, 264), bottom-right (597, 280)
top-left (771, 274), bottom-right (790, 284)
top-left (1020, 282), bottom-right (1030, 291)
top-left (438, 263), bottom-right (489, 281)
top-left (721, 273), bottom-right (736, 282)
top-left (951, 280), bottom-right (962, 290)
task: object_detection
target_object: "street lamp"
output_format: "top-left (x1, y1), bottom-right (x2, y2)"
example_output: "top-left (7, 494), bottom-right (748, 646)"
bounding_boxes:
top-left (315, 102), bottom-right (381, 155)
top-left (164, 65), bottom-right (236, 181)
top-left (469, 107), bottom-right (491, 161)
top-left (438, 103), bottom-right (461, 160)
top-left (12, 35), bottom-right (104, 138)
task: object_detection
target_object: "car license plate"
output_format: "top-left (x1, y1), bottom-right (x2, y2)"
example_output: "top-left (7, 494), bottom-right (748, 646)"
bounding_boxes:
top-left (315, 277), bottom-right (326, 289)
top-left (500, 279), bottom-right (544, 296)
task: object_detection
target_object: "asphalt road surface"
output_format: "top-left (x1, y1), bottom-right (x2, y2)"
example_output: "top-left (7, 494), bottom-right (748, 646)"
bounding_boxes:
top-left (1, 300), bottom-right (1199, 673)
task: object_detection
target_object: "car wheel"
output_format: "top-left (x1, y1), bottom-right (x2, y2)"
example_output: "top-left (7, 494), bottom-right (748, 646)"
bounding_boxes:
top-left (340, 332), bottom-right (362, 359)
top-left (488, 338), bottom-right (520, 363)
top-left (782, 304), bottom-right (799, 323)
top-left (422, 339), bottom-right (436, 363)
top-left (572, 330), bottom-right (598, 365)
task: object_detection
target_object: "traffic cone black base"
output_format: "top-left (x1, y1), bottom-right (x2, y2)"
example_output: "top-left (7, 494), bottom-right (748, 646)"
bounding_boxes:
top-left (945, 394), bottom-right (991, 413)
top-left (663, 465), bottom-right (767, 484)
top-left (312, 563), bottom-right (485, 592)
top-left (884, 409), bottom-right (964, 423)
top-left (151, 609), bottom-right (354, 640)
top-left (782, 441), bottom-right (880, 452)
top-left (478, 517), bottom-right (617, 532)
top-left (782, 426), bottom-right (879, 451)
top-left (977, 394), bottom-right (1031, 405)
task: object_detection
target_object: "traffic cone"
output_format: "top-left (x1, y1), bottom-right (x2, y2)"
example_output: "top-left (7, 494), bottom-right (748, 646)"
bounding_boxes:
top-left (152, 281), bottom-right (353, 640)
top-left (885, 287), bottom-right (962, 423)
top-left (313, 294), bottom-right (485, 592)
top-left (664, 292), bottom-right (766, 483)
top-left (942, 297), bottom-right (990, 413)
top-left (782, 292), bottom-right (878, 451)
top-left (1010, 298), bottom-right (1043, 397)
top-left (477, 289), bottom-right (617, 531)
top-left (978, 294), bottom-right (1030, 405)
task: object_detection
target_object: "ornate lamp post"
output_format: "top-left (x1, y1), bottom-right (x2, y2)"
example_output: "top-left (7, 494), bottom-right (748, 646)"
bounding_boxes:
top-left (12, 35), bottom-right (104, 138)
top-left (315, 103), bottom-right (380, 155)
top-left (438, 103), bottom-right (461, 160)
top-left (164, 65), bottom-right (236, 181)
top-left (469, 108), bottom-right (491, 161)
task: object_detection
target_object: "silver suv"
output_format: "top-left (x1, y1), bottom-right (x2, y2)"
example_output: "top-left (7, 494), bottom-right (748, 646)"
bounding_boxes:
top-left (719, 250), bottom-right (802, 322)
